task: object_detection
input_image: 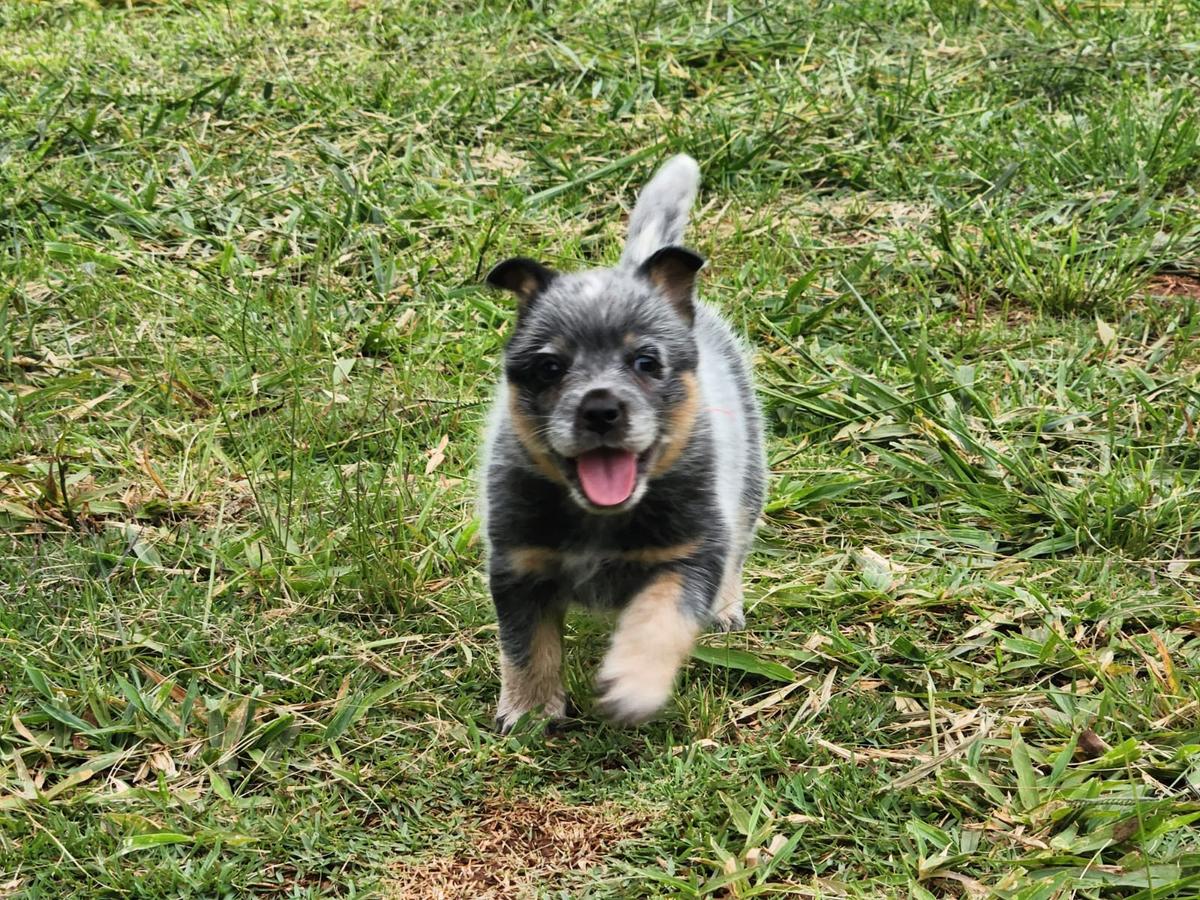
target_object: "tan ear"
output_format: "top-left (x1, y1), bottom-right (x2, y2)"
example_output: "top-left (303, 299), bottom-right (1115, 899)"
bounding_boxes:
top-left (638, 246), bottom-right (705, 325)
top-left (485, 257), bottom-right (556, 311)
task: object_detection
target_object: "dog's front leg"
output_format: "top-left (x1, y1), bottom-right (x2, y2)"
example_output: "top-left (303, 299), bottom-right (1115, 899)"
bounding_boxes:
top-left (595, 565), bottom-right (713, 725)
top-left (489, 561), bottom-right (566, 732)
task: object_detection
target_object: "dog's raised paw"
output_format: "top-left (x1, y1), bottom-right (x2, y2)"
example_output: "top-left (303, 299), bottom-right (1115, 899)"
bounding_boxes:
top-left (594, 672), bottom-right (671, 725)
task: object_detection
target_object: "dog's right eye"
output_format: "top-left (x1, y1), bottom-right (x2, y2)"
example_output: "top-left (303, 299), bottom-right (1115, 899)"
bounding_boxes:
top-left (632, 353), bottom-right (662, 376)
top-left (534, 355), bottom-right (566, 384)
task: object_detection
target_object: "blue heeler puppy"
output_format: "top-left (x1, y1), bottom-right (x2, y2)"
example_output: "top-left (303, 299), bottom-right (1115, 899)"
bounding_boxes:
top-left (480, 154), bottom-right (766, 729)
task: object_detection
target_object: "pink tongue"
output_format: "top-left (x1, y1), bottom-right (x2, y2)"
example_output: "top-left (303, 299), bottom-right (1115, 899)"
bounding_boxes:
top-left (575, 449), bottom-right (638, 506)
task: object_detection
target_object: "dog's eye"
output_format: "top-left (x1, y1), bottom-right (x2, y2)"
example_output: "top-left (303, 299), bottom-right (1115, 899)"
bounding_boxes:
top-left (534, 355), bottom-right (566, 383)
top-left (632, 354), bottom-right (662, 376)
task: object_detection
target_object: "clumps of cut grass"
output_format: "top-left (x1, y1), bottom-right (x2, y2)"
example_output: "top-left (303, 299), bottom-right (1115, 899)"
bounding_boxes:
top-left (1049, 456), bottom-right (1200, 559)
top-left (1027, 89), bottom-right (1200, 198)
top-left (931, 215), bottom-right (1157, 317)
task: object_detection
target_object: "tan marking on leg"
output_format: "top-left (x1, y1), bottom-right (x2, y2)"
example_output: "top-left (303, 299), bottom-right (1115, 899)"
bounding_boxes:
top-left (650, 371), bottom-right (699, 477)
top-left (596, 571), bottom-right (699, 724)
top-left (507, 546), bottom-right (559, 575)
top-left (497, 612), bottom-right (565, 728)
top-left (618, 540), bottom-right (700, 565)
top-left (508, 387), bottom-right (566, 484)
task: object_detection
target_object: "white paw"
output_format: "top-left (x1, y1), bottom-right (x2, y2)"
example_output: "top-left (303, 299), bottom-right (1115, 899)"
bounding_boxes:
top-left (711, 568), bottom-right (746, 632)
top-left (711, 605), bottom-right (745, 632)
top-left (595, 661), bottom-right (674, 725)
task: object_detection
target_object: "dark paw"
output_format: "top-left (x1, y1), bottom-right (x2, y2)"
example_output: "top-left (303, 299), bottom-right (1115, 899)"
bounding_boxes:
top-left (494, 698), bottom-right (574, 735)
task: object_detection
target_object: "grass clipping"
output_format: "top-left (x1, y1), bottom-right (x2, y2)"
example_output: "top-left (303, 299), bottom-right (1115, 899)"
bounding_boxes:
top-left (385, 798), bottom-right (648, 899)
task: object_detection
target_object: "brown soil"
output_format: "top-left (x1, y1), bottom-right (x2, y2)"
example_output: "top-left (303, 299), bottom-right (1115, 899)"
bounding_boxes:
top-left (1145, 272), bottom-right (1200, 299)
top-left (384, 796), bottom-right (650, 899)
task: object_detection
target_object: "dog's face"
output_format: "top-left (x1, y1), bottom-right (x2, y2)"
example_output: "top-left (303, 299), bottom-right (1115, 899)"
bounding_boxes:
top-left (489, 250), bottom-right (703, 514)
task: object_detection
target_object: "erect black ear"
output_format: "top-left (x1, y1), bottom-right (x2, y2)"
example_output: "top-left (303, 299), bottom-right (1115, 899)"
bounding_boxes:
top-left (637, 246), bottom-right (705, 325)
top-left (485, 257), bottom-right (556, 311)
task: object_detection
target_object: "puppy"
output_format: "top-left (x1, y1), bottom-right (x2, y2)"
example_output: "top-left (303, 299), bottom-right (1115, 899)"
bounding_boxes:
top-left (480, 154), bottom-right (766, 729)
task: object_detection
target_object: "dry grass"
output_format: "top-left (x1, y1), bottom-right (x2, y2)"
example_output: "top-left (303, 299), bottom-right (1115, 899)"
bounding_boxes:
top-left (386, 797), bottom-right (649, 899)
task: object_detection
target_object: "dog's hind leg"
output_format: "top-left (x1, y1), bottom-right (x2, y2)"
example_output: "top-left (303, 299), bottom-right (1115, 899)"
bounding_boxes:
top-left (710, 562), bottom-right (746, 633)
top-left (490, 560), bottom-right (567, 732)
top-left (712, 514), bottom-right (759, 632)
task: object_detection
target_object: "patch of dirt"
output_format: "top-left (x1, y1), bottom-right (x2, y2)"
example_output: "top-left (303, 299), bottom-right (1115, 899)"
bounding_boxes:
top-left (385, 796), bottom-right (649, 899)
top-left (1145, 272), bottom-right (1200, 299)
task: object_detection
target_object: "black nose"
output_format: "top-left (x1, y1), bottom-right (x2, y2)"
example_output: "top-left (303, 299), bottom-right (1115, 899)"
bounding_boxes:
top-left (579, 389), bottom-right (625, 434)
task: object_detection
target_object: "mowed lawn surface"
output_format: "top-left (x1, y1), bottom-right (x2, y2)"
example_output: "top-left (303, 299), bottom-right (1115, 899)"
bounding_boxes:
top-left (3, 1), bottom-right (1200, 896)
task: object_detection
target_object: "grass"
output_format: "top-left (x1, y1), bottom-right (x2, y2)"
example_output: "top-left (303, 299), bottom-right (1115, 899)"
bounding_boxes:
top-left (2, 0), bottom-right (1199, 896)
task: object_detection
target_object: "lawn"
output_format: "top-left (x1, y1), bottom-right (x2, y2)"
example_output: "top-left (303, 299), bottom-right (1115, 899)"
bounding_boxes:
top-left (2, 0), bottom-right (1199, 896)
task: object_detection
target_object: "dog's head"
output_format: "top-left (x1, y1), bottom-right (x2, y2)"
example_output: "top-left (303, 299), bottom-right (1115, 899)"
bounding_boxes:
top-left (487, 248), bottom-right (704, 514)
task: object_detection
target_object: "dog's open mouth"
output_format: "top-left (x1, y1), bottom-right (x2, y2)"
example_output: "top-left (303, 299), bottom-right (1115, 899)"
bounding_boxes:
top-left (574, 448), bottom-right (641, 507)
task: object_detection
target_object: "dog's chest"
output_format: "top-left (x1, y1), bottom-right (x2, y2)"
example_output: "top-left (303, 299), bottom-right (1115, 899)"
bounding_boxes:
top-left (554, 548), bottom-right (651, 609)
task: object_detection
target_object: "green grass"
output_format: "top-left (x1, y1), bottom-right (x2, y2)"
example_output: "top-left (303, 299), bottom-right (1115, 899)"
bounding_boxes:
top-left (3, 0), bottom-right (1200, 896)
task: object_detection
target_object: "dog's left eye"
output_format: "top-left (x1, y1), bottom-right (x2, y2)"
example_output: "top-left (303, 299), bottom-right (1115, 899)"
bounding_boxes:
top-left (534, 355), bottom-right (566, 383)
top-left (632, 354), bottom-right (662, 376)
